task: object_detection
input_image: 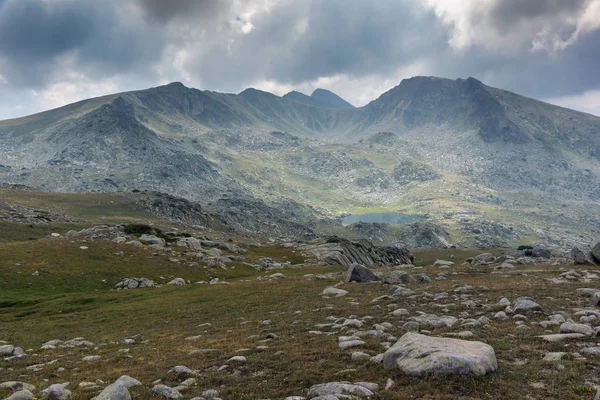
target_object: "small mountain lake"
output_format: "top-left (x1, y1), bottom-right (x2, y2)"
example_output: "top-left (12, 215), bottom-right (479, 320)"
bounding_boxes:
top-left (342, 212), bottom-right (425, 226)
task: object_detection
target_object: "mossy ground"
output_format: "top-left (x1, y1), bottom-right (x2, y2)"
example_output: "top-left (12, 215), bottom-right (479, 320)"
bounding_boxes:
top-left (1, 232), bottom-right (598, 399)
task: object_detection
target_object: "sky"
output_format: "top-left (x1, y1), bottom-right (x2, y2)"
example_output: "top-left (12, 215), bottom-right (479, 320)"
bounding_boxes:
top-left (1, 0), bottom-right (600, 119)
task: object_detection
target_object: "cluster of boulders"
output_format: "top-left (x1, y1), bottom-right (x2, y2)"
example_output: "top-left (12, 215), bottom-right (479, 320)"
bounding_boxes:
top-left (344, 263), bottom-right (430, 287)
top-left (255, 258), bottom-right (292, 269)
top-left (571, 241), bottom-right (600, 266)
top-left (113, 277), bottom-right (155, 290)
top-left (298, 236), bottom-right (413, 267)
top-left (0, 343), bottom-right (26, 361)
top-left (551, 269), bottom-right (599, 284)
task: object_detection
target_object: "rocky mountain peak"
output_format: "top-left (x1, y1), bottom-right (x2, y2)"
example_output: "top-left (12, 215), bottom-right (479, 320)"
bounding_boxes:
top-left (310, 88), bottom-right (355, 109)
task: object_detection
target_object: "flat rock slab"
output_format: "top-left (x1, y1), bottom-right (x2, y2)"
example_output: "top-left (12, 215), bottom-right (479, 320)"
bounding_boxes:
top-left (321, 287), bottom-right (348, 297)
top-left (339, 340), bottom-right (365, 350)
top-left (383, 332), bottom-right (497, 376)
top-left (560, 322), bottom-right (593, 336)
top-left (307, 382), bottom-right (374, 398)
top-left (538, 333), bottom-right (586, 342)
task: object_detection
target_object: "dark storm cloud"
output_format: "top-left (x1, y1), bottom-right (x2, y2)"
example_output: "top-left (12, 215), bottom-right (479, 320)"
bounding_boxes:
top-left (136, 0), bottom-right (233, 22)
top-left (489, 0), bottom-right (588, 29)
top-left (0, 0), bottom-right (600, 119)
top-left (0, 0), bottom-right (93, 60)
top-left (0, 0), bottom-right (164, 88)
top-left (192, 0), bottom-right (448, 91)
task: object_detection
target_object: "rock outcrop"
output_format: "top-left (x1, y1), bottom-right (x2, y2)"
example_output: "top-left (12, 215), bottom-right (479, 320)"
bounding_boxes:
top-left (298, 237), bottom-right (413, 267)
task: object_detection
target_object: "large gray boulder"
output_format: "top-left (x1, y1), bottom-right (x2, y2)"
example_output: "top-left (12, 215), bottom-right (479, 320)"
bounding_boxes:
top-left (152, 385), bottom-right (182, 399)
top-left (139, 234), bottom-right (166, 247)
top-left (93, 375), bottom-right (141, 400)
top-left (94, 384), bottom-right (131, 400)
top-left (592, 242), bottom-right (600, 264)
top-left (591, 291), bottom-right (600, 307)
top-left (513, 297), bottom-right (542, 313)
top-left (176, 237), bottom-right (203, 251)
top-left (166, 278), bottom-right (186, 286)
top-left (44, 384), bottom-right (71, 400)
top-left (5, 390), bottom-right (34, 400)
top-left (0, 345), bottom-right (14, 356)
top-left (560, 322), bottom-right (593, 336)
top-left (572, 246), bottom-right (596, 265)
top-left (346, 263), bottom-right (380, 283)
top-left (472, 253), bottom-right (495, 265)
top-left (383, 271), bottom-right (415, 285)
top-left (383, 333), bottom-right (497, 376)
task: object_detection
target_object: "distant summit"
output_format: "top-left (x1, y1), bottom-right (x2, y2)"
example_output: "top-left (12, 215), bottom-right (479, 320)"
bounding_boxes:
top-left (311, 88), bottom-right (354, 109)
top-left (283, 88), bottom-right (354, 109)
top-left (282, 91), bottom-right (323, 108)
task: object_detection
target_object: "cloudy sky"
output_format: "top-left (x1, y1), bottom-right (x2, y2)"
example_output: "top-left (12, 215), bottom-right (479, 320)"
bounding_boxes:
top-left (1, 0), bottom-right (600, 120)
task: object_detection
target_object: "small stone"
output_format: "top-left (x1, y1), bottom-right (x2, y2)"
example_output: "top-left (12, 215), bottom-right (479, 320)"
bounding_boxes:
top-left (351, 352), bottom-right (371, 361)
top-left (152, 385), bottom-right (183, 399)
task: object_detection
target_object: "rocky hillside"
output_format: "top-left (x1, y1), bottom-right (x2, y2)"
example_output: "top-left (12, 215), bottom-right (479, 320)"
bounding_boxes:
top-left (0, 76), bottom-right (599, 248)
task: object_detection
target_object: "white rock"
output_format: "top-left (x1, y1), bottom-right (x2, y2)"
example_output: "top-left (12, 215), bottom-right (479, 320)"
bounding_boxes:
top-left (383, 332), bottom-right (497, 376)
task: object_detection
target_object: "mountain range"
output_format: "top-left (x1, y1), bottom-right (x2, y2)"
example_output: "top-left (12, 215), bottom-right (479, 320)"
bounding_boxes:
top-left (0, 76), bottom-right (599, 249)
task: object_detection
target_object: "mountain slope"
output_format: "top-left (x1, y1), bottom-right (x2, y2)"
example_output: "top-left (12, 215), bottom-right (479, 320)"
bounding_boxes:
top-left (0, 76), bottom-right (599, 247)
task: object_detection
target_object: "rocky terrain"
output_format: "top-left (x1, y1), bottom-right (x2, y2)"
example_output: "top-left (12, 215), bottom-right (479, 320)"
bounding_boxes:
top-left (2, 203), bottom-right (600, 399)
top-left (0, 77), bottom-right (599, 248)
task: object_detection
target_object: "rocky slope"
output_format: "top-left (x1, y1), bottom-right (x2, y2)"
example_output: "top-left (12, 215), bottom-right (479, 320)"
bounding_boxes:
top-left (0, 76), bottom-right (599, 248)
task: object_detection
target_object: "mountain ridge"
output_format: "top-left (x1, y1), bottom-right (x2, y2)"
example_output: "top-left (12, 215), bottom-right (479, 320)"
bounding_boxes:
top-left (0, 75), bottom-right (599, 248)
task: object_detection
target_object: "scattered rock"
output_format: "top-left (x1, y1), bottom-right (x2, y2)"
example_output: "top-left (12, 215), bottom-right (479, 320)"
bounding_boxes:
top-left (560, 322), bottom-right (593, 336)
top-left (513, 297), bottom-right (542, 313)
top-left (152, 385), bottom-right (183, 399)
top-left (113, 278), bottom-right (155, 290)
top-left (166, 278), bottom-right (186, 286)
top-left (321, 287), bottom-right (348, 297)
top-left (4, 390), bottom-right (34, 400)
top-left (307, 382), bottom-right (374, 398)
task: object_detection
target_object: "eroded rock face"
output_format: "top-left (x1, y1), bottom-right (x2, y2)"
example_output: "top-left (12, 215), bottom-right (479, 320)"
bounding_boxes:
top-left (298, 237), bottom-right (413, 267)
top-left (383, 333), bottom-right (497, 376)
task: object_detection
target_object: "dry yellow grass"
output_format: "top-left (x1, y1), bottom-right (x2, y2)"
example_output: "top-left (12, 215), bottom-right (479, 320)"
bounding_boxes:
top-left (1, 237), bottom-right (599, 399)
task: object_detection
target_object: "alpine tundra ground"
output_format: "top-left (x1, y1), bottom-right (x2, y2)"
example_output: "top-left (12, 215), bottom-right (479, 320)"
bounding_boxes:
top-left (1, 227), bottom-right (600, 399)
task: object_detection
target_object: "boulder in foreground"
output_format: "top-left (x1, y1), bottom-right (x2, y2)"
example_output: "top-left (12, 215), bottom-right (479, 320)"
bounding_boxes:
top-left (382, 332), bottom-right (497, 376)
top-left (346, 263), bottom-right (380, 283)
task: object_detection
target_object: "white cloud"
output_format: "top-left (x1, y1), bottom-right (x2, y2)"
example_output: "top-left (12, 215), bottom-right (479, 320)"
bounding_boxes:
top-left (532, 1), bottom-right (600, 53)
top-left (422, 0), bottom-right (600, 54)
top-left (546, 90), bottom-right (600, 116)
top-left (251, 60), bottom-right (431, 107)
